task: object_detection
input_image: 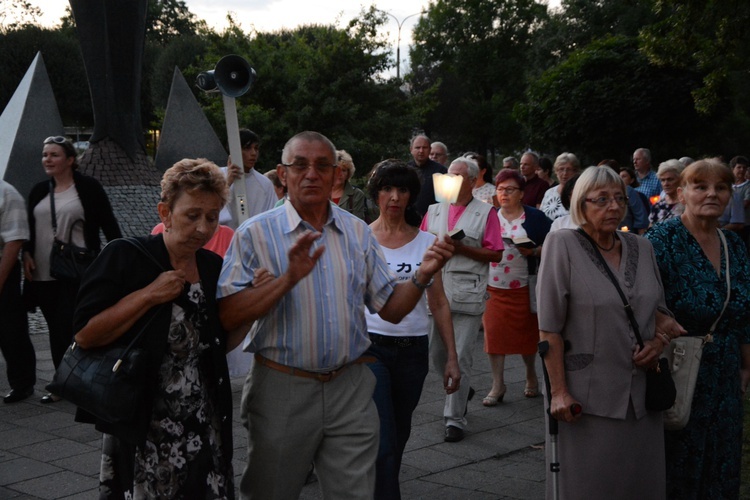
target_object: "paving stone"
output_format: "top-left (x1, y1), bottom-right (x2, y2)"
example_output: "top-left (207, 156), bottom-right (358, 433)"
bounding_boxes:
top-left (0, 428), bottom-right (51, 451)
top-left (1, 315), bottom-right (550, 499)
top-left (49, 449), bottom-right (102, 477)
top-left (10, 470), bottom-right (98, 499)
top-left (13, 438), bottom-right (96, 463)
top-left (0, 457), bottom-right (61, 484)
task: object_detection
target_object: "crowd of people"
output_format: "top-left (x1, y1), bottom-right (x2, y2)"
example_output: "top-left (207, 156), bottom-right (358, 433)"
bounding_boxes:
top-left (0, 132), bottom-right (748, 500)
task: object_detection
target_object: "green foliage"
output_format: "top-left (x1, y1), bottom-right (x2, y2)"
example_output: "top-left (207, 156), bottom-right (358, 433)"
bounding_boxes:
top-left (0, 25), bottom-right (90, 125)
top-left (184, 9), bottom-right (417, 175)
top-left (409, 0), bottom-right (548, 157)
top-left (639, 0), bottom-right (750, 114)
top-left (516, 35), bottom-right (712, 163)
top-left (0, 0), bottom-right (42, 32)
top-left (3, 0), bottom-right (750, 171)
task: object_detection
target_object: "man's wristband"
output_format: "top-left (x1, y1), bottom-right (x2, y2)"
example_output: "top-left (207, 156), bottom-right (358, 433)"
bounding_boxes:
top-left (411, 271), bottom-right (434, 290)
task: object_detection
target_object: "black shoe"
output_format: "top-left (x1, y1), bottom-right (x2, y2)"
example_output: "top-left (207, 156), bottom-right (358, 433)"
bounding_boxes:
top-left (4, 387), bottom-right (34, 404)
top-left (40, 393), bottom-right (62, 404)
top-left (464, 386), bottom-right (475, 416)
top-left (444, 425), bottom-right (465, 443)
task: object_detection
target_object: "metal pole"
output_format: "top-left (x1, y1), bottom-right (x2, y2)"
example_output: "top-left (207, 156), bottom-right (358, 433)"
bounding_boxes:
top-left (380, 10), bottom-right (422, 79)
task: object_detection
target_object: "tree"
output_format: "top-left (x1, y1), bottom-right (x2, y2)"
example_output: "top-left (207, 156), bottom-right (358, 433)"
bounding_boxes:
top-left (0, 0), bottom-right (42, 32)
top-left (0, 25), bottom-right (90, 125)
top-left (409, 0), bottom-right (548, 158)
top-left (515, 35), bottom-right (714, 163)
top-left (531, 0), bottom-right (654, 70)
top-left (639, 0), bottom-right (750, 115)
top-left (187, 9), bottom-right (418, 175)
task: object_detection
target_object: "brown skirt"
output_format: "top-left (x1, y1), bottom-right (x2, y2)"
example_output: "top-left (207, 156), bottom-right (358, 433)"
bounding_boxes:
top-left (482, 285), bottom-right (539, 355)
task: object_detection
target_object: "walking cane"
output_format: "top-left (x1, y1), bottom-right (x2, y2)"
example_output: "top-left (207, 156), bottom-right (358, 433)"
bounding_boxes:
top-left (538, 340), bottom-right (582, 500)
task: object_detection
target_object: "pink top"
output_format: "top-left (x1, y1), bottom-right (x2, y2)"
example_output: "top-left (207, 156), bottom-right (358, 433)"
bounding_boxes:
top-left (151, 223), bottom-right (234, 258)
top-left (420, 203), bottom-right (504, 251)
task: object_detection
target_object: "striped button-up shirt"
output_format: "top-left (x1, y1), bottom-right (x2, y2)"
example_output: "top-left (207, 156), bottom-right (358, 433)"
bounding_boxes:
top-left (218, 200), bottom-right (397, 371)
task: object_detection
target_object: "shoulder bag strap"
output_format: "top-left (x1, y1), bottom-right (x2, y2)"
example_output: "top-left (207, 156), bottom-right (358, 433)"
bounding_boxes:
top-left (576, 228), bottom-right (646, 348)
top-left (708, 230), bottom-right (732, 340)
top-left (94, 238), bottom-right (168, 366)
top-left (49, 180), bottom-right (57, 237)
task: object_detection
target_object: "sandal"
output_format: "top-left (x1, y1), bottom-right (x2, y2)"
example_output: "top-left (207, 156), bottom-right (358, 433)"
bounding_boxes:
top-left (524, 385), bottom-right (539, 398)
top-left (482, 385), bottom-right (506, 406)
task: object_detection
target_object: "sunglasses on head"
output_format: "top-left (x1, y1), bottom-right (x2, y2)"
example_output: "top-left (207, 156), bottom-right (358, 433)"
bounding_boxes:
top-left (44, 136), bottom-right (67, 145)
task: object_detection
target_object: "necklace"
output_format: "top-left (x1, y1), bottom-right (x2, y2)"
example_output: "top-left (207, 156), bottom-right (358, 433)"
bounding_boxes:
top-left (595, 233), bottom-right (617, 252)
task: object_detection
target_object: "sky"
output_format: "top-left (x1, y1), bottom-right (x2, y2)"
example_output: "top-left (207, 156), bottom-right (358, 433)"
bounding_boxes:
top-left (29, 1), bottom-right (558, 69)
top-left (33, 1), bottom-right (436, 39)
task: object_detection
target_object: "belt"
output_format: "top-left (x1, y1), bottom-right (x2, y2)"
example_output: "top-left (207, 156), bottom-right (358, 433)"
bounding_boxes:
top-left (254, 354), bottom-right (376, 383)
top-left (368, 333), bottom-right (426, 348)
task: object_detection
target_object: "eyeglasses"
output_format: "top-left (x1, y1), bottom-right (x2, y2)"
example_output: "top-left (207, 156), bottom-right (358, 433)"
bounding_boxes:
top-left (44, 136), bottom-right (67, 144)
top-left (496, 187), bottom-right (520, 194)
top-left (281, 161), bottom-right (337, 174)
top-left (585, 195), bottom-right (628, 208)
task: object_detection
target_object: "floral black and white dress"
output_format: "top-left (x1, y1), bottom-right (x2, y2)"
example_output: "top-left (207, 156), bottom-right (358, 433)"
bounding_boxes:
top-left (100, 282), bottom-right (233, 499)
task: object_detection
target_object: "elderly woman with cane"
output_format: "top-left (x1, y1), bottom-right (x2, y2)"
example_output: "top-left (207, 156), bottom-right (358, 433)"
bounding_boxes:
top-left (537, 166), bottom-right (683, 499)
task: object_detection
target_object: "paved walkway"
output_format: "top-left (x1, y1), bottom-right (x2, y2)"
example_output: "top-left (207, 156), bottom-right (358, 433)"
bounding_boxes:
top-left (0, 314), bottom-right (547, 499)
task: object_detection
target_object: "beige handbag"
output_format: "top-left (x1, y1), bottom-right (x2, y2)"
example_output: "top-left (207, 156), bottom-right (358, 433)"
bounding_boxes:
top-left (663, 230), bottom-right (730, 431)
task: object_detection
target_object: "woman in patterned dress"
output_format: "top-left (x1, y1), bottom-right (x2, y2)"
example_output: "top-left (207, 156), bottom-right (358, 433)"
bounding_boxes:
top-left (73, 159), bottom-right (238, 499)
top-left (646, 159), bottom-right (750, 499)
top-left (540, 153), bottom-right (581, 220)
top-left (649, 160), bottom-right (684, 227)
top-left (482, 169), bottom-right (551, 404)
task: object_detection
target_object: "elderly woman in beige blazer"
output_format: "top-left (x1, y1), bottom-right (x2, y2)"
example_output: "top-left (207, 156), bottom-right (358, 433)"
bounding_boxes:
top-left (537, 166), bottom-right (683, 499)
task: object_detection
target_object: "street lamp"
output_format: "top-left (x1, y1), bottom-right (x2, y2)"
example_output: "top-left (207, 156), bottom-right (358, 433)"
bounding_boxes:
top-left (380, 10), bottom-right (422, 79)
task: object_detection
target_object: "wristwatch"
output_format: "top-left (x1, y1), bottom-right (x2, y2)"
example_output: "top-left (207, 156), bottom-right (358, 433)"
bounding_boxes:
top-left (411, 271), bottom-right (434, 290)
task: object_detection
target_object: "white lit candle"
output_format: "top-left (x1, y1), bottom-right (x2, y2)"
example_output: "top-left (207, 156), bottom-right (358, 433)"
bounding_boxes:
top-left (432, 173), bottom-right (463, 239)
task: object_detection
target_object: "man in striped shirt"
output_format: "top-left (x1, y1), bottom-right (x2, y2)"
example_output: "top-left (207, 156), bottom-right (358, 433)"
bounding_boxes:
top-left (218, 131), bottom-right (454, 500)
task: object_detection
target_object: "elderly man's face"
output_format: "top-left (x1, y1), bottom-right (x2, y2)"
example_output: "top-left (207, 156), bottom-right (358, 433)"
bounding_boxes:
top-left (430, 145), bottom-right (448, 166)
top-left (520, 154), bottom-right (537, 178)
top-left (411, 137), bottom-right (430, 165)
top-left (278, 139), bottom-right (337, 209)
top-left (447, 162), bottom-right (474, 199)
top-left (633, 150), bottom-right (650, 172)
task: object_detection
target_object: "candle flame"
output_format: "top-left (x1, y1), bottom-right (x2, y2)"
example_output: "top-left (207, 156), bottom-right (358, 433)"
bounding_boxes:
top-left (433, 173), bottom-right (463, 203)
top-left (649, 195), bottom-right (660, 205)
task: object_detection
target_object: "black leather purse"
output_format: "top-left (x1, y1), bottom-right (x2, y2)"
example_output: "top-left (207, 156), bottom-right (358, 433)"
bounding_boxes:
top-left (577, 229), bottom-right (676, 411)
top-left (46, 238), bottom-right (165, 424)
top-left (48, 180), bottom-right (96, 281)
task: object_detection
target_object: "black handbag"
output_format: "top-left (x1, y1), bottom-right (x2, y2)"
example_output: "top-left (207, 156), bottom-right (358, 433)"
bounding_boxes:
top-left (46, 238), bottom-right (165, 424)
top-left (48, 180), bottom-right (96, 281)
top-left (577, 229), bottom-right (676, 411)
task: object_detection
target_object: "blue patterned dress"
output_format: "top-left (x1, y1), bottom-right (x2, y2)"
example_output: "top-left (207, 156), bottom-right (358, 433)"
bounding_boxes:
top-left (646, 217), bottom-right (750, 500)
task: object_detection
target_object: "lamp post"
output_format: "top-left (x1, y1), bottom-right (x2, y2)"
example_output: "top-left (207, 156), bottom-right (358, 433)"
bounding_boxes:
top-left (380, 10), bottom-right (422, 79)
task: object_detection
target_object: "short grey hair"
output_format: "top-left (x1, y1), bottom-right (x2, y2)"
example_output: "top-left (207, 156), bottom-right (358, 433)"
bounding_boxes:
top-left (281, 131), bottom-right (336, 164)
top-left (554, 152), bottom-right (581, 171)
top-left (451, 157), bottom-right (479, 180)
top-left (503, 156), bottom-right (519, 169)
top-left (679, 156), bottom-right (695, 167)
top-left (634, 148), bottom-right (652, 163)
top-left (410, 134), bottom-right (430, 148)
top-left (521, 151), bottom-right (540, 167)
top-left (431, 141), bottom-right (449, 155)
top-left (657, 159), bottom-right (684, 178)
top-left (570, 166), bottom-right (626, 227)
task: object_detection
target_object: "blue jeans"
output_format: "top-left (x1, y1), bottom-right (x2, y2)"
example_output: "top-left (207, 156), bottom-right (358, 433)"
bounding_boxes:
top-left (366, 334), bottom-right (429, 500)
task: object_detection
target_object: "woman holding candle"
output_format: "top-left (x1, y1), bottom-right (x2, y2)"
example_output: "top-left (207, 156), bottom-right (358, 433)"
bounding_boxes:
top-left (364, 159), bottom-right (461, 499)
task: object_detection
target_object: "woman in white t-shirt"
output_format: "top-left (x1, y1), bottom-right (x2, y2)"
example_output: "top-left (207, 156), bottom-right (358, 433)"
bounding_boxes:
top-left (364, 160), bottom-right (460, 500)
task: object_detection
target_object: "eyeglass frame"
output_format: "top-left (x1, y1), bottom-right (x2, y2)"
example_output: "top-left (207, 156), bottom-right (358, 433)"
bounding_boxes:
top-left (495, 186), bottom-right (521, 194)
top-left (584, 195), bottom-right (628, 208)
top-left (280, 160), bottom-right (338, 174)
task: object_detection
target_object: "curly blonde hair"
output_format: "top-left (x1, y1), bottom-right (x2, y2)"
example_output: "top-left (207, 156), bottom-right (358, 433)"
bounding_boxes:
top-left (160, 158), bottom-right (228, 208)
